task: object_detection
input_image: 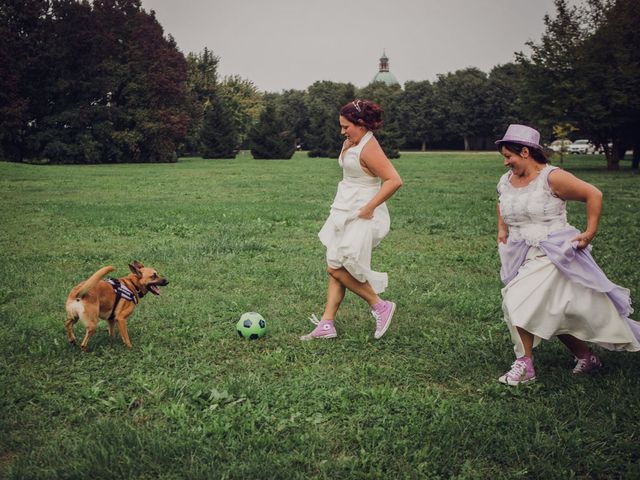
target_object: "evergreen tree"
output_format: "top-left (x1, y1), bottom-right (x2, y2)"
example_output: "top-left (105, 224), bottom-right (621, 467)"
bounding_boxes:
top-left (305, 81), bottom-right (356, 158)
top-left (272, 89), bottom-right (309, 151)
top-left (248, 102), bottom-right (295, 160)
top-left (200, 94), bottom-right (238, 159)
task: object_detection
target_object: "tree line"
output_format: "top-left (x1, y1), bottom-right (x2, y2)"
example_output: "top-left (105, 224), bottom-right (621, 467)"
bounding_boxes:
top-left (1, 0), bottom-right (638, 169)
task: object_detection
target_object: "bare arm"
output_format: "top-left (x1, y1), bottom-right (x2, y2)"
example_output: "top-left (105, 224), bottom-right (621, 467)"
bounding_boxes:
top-left (497, 203), bottom-right (508, 244)
top-left (548, 169), bottom-right (603, 249)
top-left (357, 140), bottom-right (403, 219)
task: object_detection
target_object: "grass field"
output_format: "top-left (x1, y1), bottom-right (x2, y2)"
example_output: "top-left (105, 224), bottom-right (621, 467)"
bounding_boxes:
top-left (1, 152), bottom-right (639, 479)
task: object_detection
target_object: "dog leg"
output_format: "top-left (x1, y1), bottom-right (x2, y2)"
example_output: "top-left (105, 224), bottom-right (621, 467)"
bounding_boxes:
top-left (107, 319), bottom-right (116, 339)
top-left (65, 313), bottom-right (78, 345)
top-left (115, 317), bottom-right (133, 348)
top-left (79, 323), bottom-right (97, 351)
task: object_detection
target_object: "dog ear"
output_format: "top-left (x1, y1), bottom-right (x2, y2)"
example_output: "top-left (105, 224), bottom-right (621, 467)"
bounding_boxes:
top-left (132, 260), bottom-right (145, 269)
top-left (129, 262), bottom-right (143, 278)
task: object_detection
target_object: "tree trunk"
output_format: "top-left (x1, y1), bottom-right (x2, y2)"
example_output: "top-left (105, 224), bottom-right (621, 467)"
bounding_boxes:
top-left (464, 135), bottom-right (470, 151)
top-left (421, 139), bottom-right (426, 152)
top-left (607, 141), bottom-right (622, 171)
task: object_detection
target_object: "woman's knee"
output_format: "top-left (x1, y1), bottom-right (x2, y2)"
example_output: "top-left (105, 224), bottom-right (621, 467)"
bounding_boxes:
top-left (327, 266), bottom-right (341, 277)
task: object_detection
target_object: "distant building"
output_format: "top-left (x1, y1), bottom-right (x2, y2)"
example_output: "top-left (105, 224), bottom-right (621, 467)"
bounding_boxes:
top-left (371, 50), bottom-right (400, 86)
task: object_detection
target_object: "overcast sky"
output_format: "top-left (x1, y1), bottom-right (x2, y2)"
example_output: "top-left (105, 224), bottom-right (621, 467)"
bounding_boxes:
top-left (139, 0), bottom-right (564, 93)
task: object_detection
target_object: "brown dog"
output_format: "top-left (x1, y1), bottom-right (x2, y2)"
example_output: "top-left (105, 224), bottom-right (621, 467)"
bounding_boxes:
top-left (65, 261), bottom-right (168, 351)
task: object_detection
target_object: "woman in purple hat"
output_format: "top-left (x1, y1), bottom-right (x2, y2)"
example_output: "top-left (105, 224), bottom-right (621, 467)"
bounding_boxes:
top-left (300, 99), bottom-right (403, 341)
top-left (495, 124), bottom-right (640, 385)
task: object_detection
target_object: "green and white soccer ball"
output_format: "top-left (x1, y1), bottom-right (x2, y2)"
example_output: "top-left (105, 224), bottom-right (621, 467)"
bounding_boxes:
top-left (236, 312), bottom-right (267, 340)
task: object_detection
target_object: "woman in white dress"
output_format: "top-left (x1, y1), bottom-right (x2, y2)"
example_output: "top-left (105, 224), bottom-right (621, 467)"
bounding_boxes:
top-left (301, 100), bottom-right (403, 340)
top-left (495, 124), bottom-right (640, 385)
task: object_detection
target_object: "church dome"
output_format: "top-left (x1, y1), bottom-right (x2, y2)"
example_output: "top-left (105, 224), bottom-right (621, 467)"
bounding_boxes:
top-left (372, 71), bottom-right (400, 86)
top-left (371, 50), bottom-right (400, 86)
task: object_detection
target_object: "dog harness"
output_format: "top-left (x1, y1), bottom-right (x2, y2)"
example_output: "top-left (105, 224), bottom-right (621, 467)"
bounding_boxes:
top-left (106, 278), bottom-right (140, 320)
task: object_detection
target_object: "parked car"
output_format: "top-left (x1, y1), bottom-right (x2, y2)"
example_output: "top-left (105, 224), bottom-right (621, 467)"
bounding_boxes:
top-left (568, 139), bottom-right (597, 154)
top-left (548, 139), bottom-right (572, 153)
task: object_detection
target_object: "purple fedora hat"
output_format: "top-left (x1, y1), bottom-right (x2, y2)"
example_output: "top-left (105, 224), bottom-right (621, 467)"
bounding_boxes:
top-left (495, 124), bottom-right (543, 150)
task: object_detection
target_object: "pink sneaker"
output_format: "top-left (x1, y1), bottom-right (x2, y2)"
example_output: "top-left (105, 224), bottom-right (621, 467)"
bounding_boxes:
top-left (498, 357), bottom-right (536, 386)
top-left (300, 314), bottom-right (337, 341)
top-left (573, 353), bottom-right (602, 374)
top-left (371, 300), bottom-right (396, 339)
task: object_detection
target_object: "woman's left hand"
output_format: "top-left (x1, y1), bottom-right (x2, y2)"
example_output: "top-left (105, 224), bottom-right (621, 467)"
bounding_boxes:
top-left (357, 207), bottom-right (374, 219)
top-left (573, 231), bottom-right (595, 249)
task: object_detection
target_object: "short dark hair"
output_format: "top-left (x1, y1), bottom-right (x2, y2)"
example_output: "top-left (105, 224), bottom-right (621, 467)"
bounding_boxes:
top-left (498, 141), bottom-right (548, 164)
top-left (339, 99), bottom-right (384, 130)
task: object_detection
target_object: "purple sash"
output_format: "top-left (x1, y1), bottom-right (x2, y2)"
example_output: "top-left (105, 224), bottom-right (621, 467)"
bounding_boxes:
top-left (499, 227), bottom-right (633, 318)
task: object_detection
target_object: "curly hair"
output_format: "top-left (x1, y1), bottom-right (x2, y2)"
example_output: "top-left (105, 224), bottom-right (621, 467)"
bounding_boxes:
top-left (339, 99), bottom-right (384, 131)
top-left (498, 141), bottom-right (549, 164)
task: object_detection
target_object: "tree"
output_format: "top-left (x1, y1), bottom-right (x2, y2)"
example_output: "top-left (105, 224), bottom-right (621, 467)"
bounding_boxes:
top-left (199, 93), bottom-right (238, 159)
top-left (400, 80), bottom-right (442, 151)
top-left (436, 68), bottom-right (492, 150)
top-left (248, 101), bottom-right (295, 160)
top-left (272, 89), bottom-right (309, 150)
top-left (0, 0), bottom-right (191, 163)
top-left (0, 0), bottom-right (60, 161)
top-left (517, 0), bottom-right (640, 170)
top-left (485, 63), bottom-right (526, 139)
top-left (182, 48), bottom-right (219, 155)
top-left (220, 75), bottom-right (263, 148)
top-left (572, 0), bottom-right (640, 169)
top-left (515, 1), bottom-right (586, 135)
top-left (305, 81), bottom-right (356, 158)
top-left (122, 6), bottom-right (191, 162)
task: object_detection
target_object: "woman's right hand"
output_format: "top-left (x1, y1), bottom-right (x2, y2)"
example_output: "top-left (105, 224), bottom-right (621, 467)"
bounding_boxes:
top-left (572, 231), bottom-right (595, 249)
top-left (497, 228), bottom-right (508, 245)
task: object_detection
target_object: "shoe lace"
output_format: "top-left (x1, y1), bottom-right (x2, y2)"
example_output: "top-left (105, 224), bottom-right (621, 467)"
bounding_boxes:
top-left (308, 314), bottom-right (320, 326)
top-left (507, 360), bottom-right (527, 378)
top-left (574, 357), bottom-right (589, 372)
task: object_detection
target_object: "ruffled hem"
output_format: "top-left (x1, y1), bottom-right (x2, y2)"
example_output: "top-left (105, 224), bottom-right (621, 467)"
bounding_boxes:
top-left (318, 209), bottom-right (390, 294)
top-left (342, 259), bottom-right (388, 294)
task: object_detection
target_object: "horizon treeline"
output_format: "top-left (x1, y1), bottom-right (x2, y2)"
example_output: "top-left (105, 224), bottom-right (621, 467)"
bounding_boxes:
top-left (1, 0), bottom-right (638, 169)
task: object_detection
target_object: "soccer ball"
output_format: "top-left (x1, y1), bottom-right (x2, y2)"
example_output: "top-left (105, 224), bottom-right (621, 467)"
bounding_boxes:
top-left (236, 312), bottom-right (267, 340)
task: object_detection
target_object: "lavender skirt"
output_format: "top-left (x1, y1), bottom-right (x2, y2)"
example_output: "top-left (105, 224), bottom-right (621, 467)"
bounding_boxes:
top-left (499, 227), bottom-right (640, 355)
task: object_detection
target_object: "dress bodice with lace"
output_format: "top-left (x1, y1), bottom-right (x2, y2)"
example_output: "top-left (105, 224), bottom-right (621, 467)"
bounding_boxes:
top-left (497, 165), bottom-right (569, 246)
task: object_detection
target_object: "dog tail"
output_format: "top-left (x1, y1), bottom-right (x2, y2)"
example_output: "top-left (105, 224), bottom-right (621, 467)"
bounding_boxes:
top-left (77, 266), bottom-right (115, 298)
